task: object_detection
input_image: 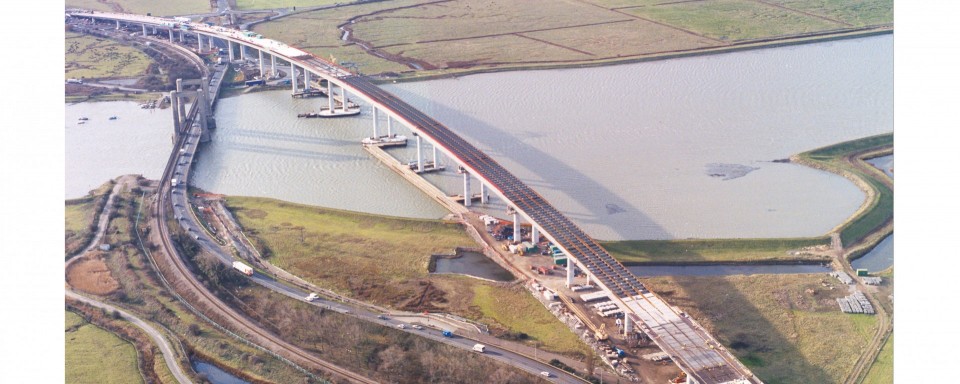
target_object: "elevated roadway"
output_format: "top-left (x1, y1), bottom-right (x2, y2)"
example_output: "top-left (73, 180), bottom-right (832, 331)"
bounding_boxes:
top-left (68, 10), bottom-right (761, 384)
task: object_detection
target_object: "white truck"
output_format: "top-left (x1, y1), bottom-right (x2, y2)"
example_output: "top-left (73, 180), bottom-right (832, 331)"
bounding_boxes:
top-left (171, 178), bottom-right (178, 187)
top-left (472, 344), bottom-right (486, 353)
top-left (232, 261), bottom-right (253, 276)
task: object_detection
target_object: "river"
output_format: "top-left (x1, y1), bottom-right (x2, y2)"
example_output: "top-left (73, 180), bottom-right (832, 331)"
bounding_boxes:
top-left (65, 101), bottom-right (173, 198)
top-left (66, 35), bottom-right (892, 241)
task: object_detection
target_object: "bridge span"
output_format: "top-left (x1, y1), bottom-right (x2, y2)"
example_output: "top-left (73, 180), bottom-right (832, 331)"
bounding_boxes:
top-left (68, 10), bottom-right (761, 384)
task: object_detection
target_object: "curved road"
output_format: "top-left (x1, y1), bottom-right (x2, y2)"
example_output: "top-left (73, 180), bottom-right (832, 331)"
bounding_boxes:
top-left (66, 290), bottom-right (194, 384)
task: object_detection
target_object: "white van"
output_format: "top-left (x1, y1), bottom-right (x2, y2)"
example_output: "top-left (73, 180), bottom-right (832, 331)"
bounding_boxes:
top-left (472, 344), bottom-right (486, 353)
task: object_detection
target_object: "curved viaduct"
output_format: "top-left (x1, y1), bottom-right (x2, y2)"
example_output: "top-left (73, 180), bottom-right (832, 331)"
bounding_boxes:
top-left (67, 10), bottom-right (761, 384)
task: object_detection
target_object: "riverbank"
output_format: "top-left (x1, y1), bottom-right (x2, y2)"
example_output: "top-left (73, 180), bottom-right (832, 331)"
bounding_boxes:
top-left (223, 195), bottom-right (590, 356)
top-left (792, 133), bottom-right (893, 254)
top-left (378, 28), bottom-right (893, 84)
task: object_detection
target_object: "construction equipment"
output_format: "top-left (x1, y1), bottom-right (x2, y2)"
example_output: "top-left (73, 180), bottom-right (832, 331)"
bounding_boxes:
top-left (595, 323), bottom-right (609, 341)
top-left (670, 372), bottom-right (687, 383)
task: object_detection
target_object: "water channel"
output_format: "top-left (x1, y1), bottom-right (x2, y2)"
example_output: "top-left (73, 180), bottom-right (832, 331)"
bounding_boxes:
top-left (191, 359), bottom-right (249, 384)
top-left (432, 251), bottom-right (515, 281)
top-left (851, 153), bottom-right (893, 272)
top-left (627, 264), bottom-right (832, 278)
top-left (66, 35), bottom-right (893, 242)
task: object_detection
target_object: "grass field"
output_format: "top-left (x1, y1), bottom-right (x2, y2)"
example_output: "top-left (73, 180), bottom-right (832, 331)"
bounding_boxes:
top-left (603, 237), bottom-right (830, 264)
top-left (226, 196), bottom-right (587, 355)
top-left (644, 274), bottom-right (878, 383)
top-left (252, 0), bottom-right (891, 78)
top-left (236, 0), bottom-right (341, 10)
top-left (65, 180), bottom-right (114, 256)
top-left (65, 32), bottom-right (152, 80)
top-left (862, 334), bottom-right (893, 384)
top-left (65, 0), bottom-right (210, 16)
top-left (623, 0), bottom-right (844, 41)
top-left (796, 133), bottom-right (893, 247)
top-left (65, 311), bottom-right (144, 384)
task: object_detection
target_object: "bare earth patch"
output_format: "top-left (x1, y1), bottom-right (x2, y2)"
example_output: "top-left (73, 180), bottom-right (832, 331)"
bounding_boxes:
top-left (67, 253), bottom-right (120, 295)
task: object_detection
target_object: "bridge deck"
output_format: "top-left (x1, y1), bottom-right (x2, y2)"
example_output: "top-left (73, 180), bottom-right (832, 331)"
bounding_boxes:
top-left (69, 11), bottom-right (760, 383)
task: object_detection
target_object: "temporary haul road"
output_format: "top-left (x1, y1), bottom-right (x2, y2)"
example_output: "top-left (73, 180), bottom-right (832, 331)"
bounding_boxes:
top-left (68, 10), bottom-right (761, 384)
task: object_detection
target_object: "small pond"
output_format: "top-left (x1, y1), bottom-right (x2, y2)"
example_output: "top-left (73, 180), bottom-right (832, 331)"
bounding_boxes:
top-left (432, 251), bottom-right (515, 282)
top-left (191, 359), bottom-right (249, 384)
top-left (852, 234), bottom-right (893, 272)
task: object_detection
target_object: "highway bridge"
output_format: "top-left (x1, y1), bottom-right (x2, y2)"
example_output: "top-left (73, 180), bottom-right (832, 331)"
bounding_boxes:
top-left (67, 10), bottom-right (760, 384)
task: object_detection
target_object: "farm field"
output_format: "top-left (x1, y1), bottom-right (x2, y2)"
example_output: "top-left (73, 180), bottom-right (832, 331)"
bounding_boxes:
top-left (643, 274), bottom-right (879, 384)
top-left (251, 0), bottom-right (892, 78)
top-left (65, 0), bottom-right (210, 16)
top-left (65, 311), bottom-right (144, 384)
top-left (65, 32), bottom-right (152, 80)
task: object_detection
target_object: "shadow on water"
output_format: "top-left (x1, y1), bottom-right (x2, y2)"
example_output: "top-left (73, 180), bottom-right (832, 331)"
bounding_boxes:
top-left (220, 140), bottom-right (367, 161)
top-left (228, 127), bottom-right (355, 147)
top-left (383, 88), bottom-right (835, 382)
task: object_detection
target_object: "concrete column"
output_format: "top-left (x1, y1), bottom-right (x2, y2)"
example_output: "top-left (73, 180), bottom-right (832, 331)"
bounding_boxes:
top-left (228, 42), bottom-right (234, 61)
top-left (432, 145), bottom-right (438, 169)
top-left (386, 116), bottom-right (393, 136)
top-left (238, 44), bottom-right (244, 61)
top-left (327, 81), bottom-right (334, 111)
top-left (513, 211), bottom-right (520, 241)
top-left (567, 260), bottom-right (575, 288)
top-left (416, 135), bottom-right (424, 172)
top-left (480, 182), bottom-right (488, 204)
top-left (153, 27), bottom-right (157, 34)
top-left (624, 313), bottom-right (633, 336)
top-left (258, 50), bottom-right (264, 78)
top-left (116, 20), bottom-right (120, 29)
top-left (197, 33), bottom-right (203, 51)
top-left (304, 71), bottom-right (311, 90)
top-left (168, 29), bottom-right (174, 42)
top-left (340, 87), bottom-right (348, 112)
top-left (170, 92), bottom-right (181, 135)
top-left (175, 79), bottom-right (186, 128)
top-left (463, 171), bottom-right (472, 207)
top-left (372, 107), bottom-right (379, 138)
top-left (531, 225), bottom-right (539, 244)
top-left (271, 54), bottom-right (277, 77)
top-left (179, 30), bottom-right (184, 42)
top-left (209, 36), bottom-right (215, 52)
top-left (142, 24), bottom-right (147, 36)
top-left (291, 63), bottom-right (298, 93)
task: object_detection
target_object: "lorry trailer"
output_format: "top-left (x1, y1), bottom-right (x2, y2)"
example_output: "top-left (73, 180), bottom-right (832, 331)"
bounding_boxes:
top-left (232, 261), bottom-right (253, 276)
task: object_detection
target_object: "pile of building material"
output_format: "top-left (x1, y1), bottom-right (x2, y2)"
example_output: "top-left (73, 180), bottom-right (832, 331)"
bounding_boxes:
top-left (837, 291), bottom-right (875, 314)
top-left (830, 271), bottom-right (854, 285)
top-left (642, 351), bottom-right (671, 362)
top-left (861, 276), bottom-right (882, 285)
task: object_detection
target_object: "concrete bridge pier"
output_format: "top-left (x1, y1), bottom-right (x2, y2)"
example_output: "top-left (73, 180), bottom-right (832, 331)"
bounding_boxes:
top-left (463, 170), bottom-right (472, 207)
top-left (228, 42), bottom-right (235, 61)
top-left (170, 91), bottom-right (181, 136)
top-left (258, 50), bottom-right (264, 77)
top-left (304, 70), bottom-right (312, 89)
top-left (116, 20), bottom-right (120, 29)
top-left (372, 107), bottom-right (379, 138)
top-left (416, 135), bottom-right (425, 173)
top-left (271, 54), bottom-right (277, 77)
top-left (168, 29), bottom-right (174, 42)
top-left (531, 225), bottom-right (539, 243)
top-left (340, 87), bottom-right (348, 112)
top-left (623, 313), bottom-right (634, 336)
top-left (327, 80), bottom-right (334, 111)
top-left (290, 63), bottom-right (298, 93)
top-left (566, 261), bottom-right (575, 287)
top-left (175, 79), bottom-right (187, 128)
top-left (152, 26), bottom-right (157, 35)
top-left (178, 30), bottom-right (184, 43)
top-left (432, 144), bottom-right (439, 169)
top-left (480, 182), bottom-right (488, 204)
top-left (512, 210), bottom-right (520, 241)
top-left (386, 115), bottom-right (393, 136)
top-left (142, 24), bottom-right (147, 36)
top-left (238, 44), bottom-right (245, 61)
top-left (197, 33), bottom-right (203, 51)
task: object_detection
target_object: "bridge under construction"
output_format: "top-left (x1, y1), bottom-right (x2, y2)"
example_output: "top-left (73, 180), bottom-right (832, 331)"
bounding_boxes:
top-left (68, 10), bottom-right (761, 384)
